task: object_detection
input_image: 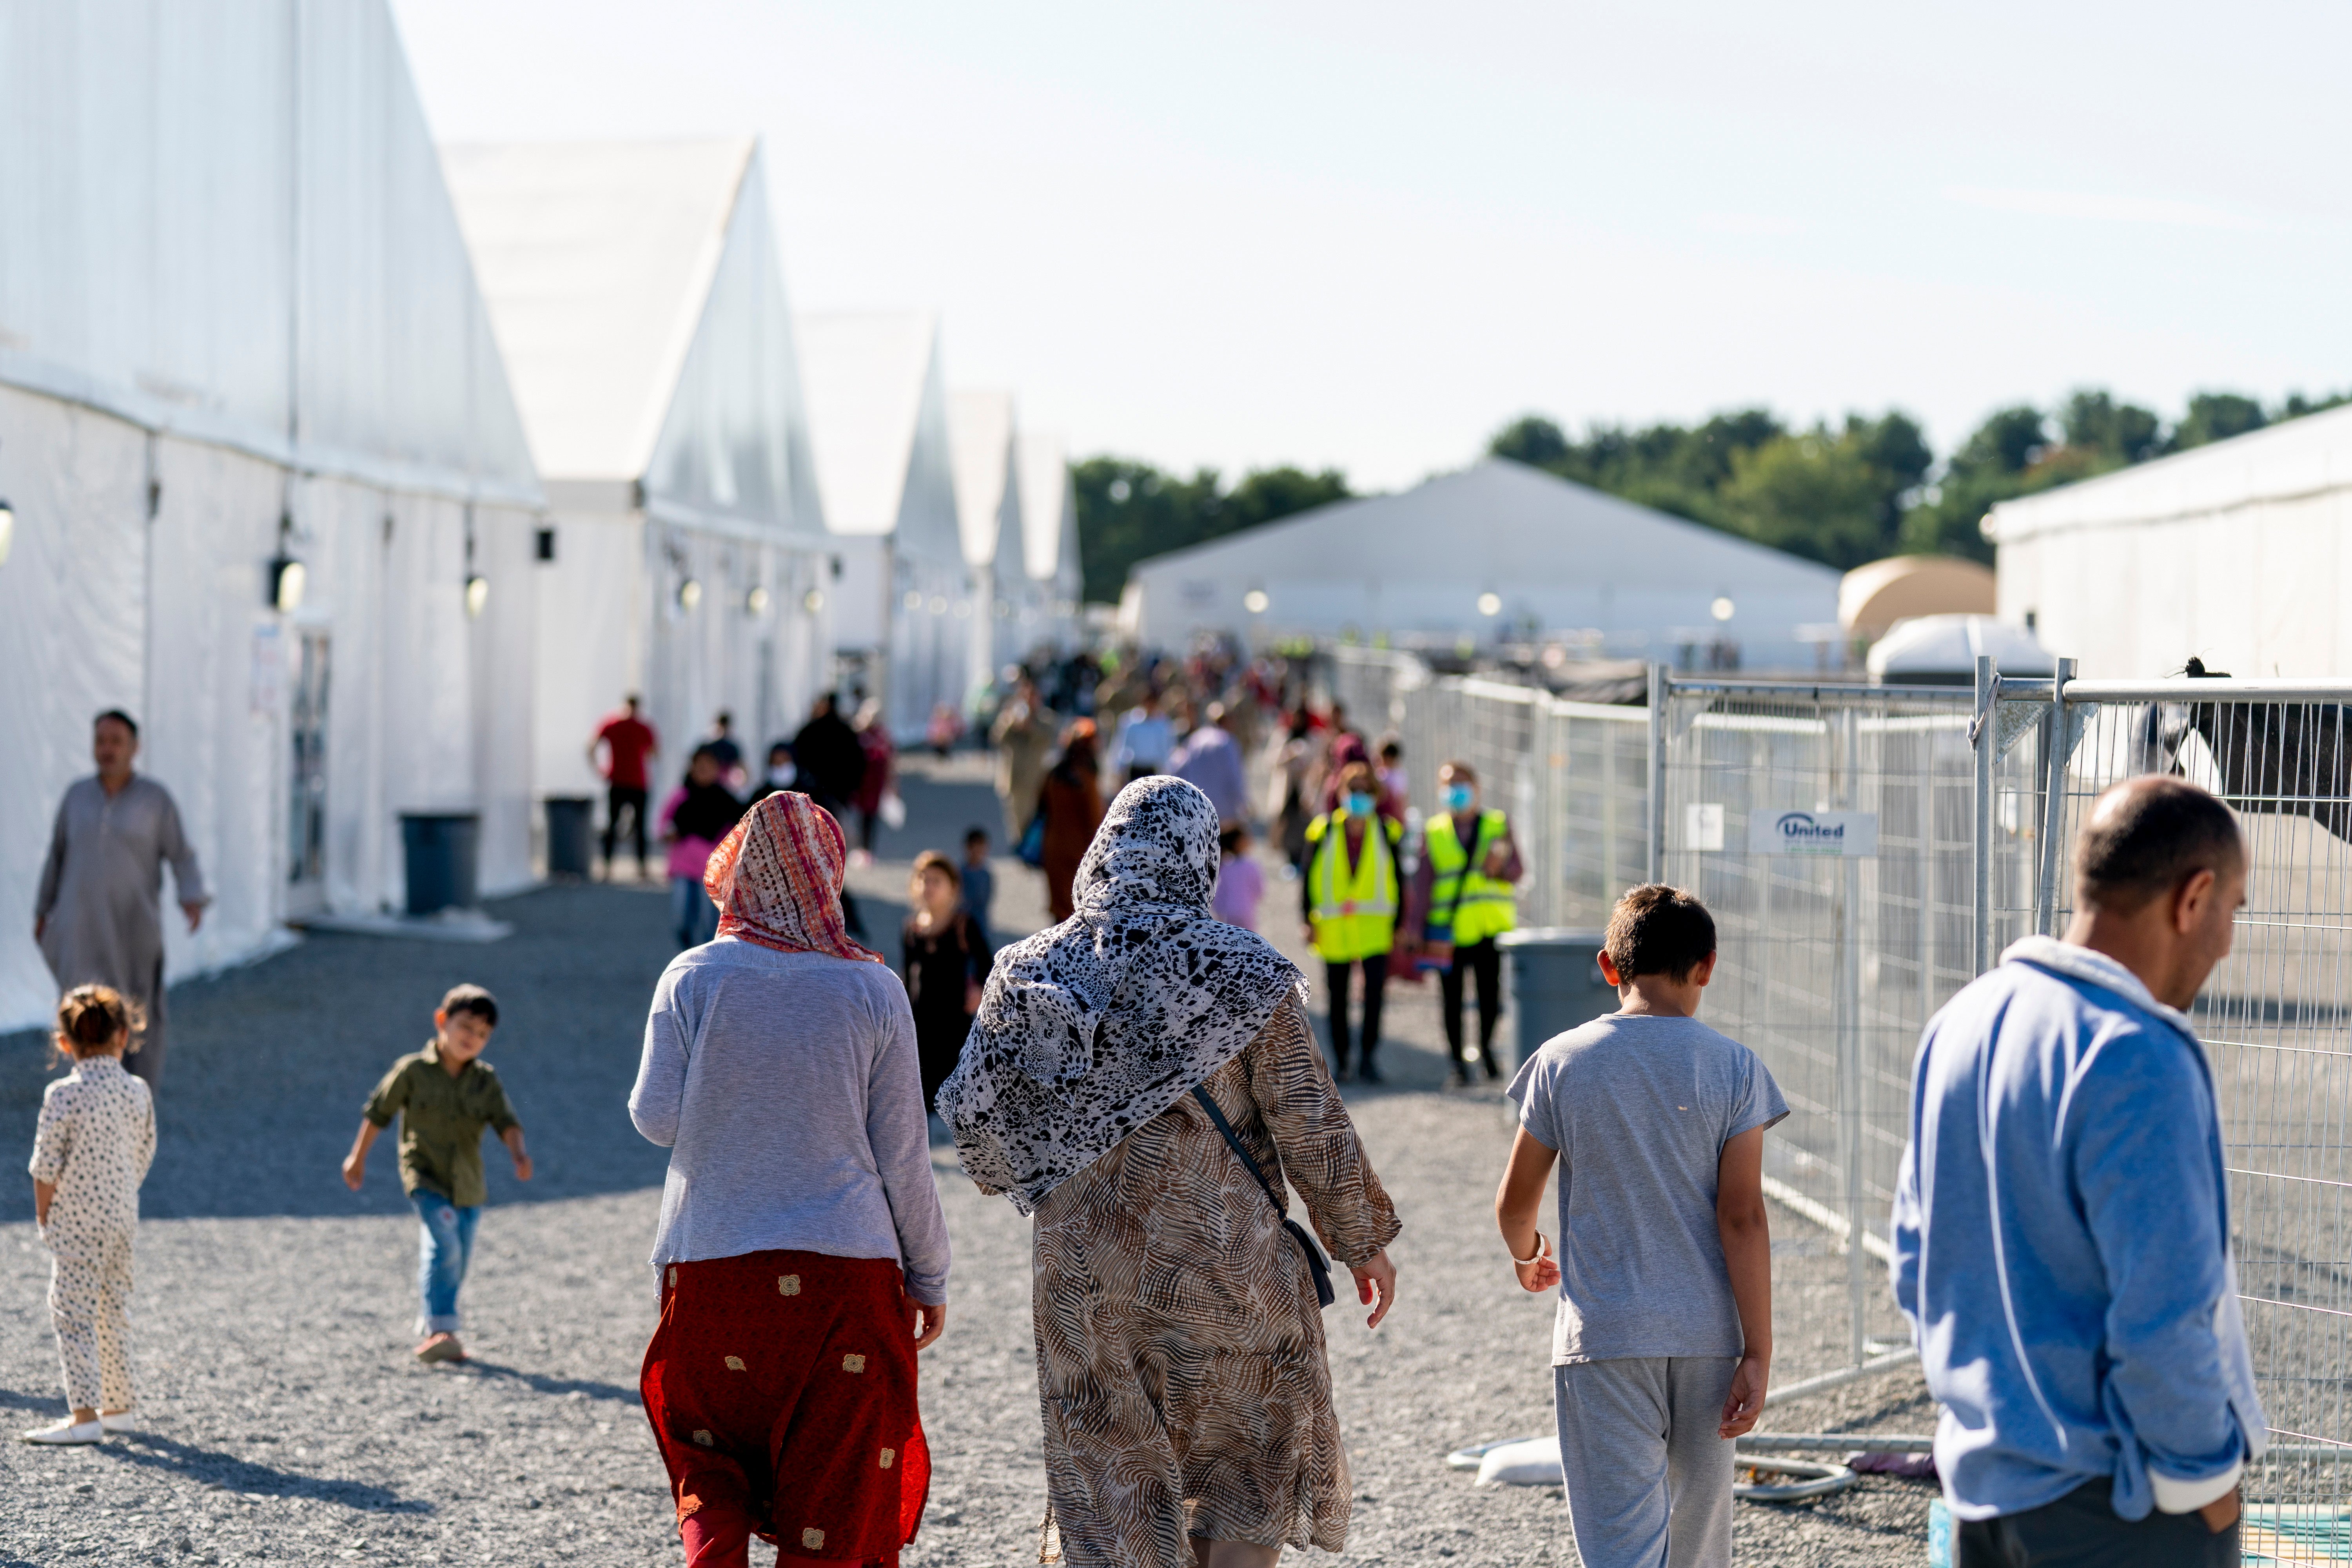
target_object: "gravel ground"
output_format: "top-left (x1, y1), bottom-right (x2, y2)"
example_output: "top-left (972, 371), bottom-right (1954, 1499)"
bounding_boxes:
top-left (0, 753), bottom-right (1938, 1566)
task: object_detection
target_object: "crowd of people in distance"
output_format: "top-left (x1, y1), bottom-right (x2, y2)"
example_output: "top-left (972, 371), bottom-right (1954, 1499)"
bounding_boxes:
top-left (20, 662), bottom-right (2272, 1568)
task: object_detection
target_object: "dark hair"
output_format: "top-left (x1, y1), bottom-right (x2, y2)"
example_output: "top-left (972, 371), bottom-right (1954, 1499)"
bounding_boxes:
top-left (1604, 884), bottom-right (1717, 983)
top-left (1336, 760), bottom-right (1377, 796)
top-left (715, 710), bottom-right (733, 729)
top-left (94, 709), bottom-right (138, 738)
top-left (439, 983), bottom-right (499, 1029)
top-left (1440, 759), bottom-right (1477, 786)
top-left (2073, 776), bottom-right (2243, 913)
top-left (624, 693), bottom-right (641, 708)
top-left (964, 825), bottom-right (990, 846)
top-left (53, 983), bottom-right (143, 1065)
top-left (1378, 737), bottom-right (1402, 761)
top-left (913, 849), bottom-right (961, 889)
top-left (1218, 823), bottom-right (1250, 855)
top-left (768, 741), bottom-right (793, 762)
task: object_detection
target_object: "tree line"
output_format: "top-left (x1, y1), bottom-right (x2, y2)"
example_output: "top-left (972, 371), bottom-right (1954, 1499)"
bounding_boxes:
top-left (1073, 386), bottom-right (2349, 601)
top-left (1490, 387), bottom-right (2348, 569)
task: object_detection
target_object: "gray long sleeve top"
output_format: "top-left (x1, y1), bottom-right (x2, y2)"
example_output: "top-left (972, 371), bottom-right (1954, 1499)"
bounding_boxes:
top-left (628, 938), bottom-right (952, 1303)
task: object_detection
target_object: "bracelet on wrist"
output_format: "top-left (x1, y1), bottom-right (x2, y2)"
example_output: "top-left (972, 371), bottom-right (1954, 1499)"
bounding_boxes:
top-left (1511, 1231), bottom-right (1550, 1268)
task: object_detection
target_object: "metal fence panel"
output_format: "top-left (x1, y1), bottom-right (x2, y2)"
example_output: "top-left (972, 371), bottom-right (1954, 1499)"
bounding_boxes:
top-left (1657, 677), bottom-right (1979, 1380)
top-left (1996, 674), bottom-right (2352, 1518)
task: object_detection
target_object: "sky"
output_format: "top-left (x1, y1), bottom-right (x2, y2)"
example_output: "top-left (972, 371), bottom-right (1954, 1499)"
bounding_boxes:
top-left (391, 0), bottom-right (2352, 492)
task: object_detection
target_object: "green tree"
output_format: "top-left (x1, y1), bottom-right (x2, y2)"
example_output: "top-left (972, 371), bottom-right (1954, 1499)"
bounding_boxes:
top-left (1489, 415), bottom-right (1570, 468)
top-left (1716, 432), bottom-right (1889, 567)
top-left (1071, 458), bottom-right (1350, 603)
top-left (2169, 392), bottom-right (2267, 452)
top-left (2059, 388), bottom-right (2163, 464)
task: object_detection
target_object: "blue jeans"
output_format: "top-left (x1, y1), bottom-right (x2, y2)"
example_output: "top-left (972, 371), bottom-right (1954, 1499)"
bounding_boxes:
top-left (670, 875), bottom-right (718, 948)
top-left (410, 1190), bottom-right (480, 1335)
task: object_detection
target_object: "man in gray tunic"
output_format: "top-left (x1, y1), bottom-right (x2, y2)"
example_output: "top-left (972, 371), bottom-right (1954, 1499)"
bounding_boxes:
top-left (34, 710), bottom-right (209, 1087)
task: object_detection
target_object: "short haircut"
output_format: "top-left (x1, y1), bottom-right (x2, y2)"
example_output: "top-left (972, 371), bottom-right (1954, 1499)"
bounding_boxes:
top-left (1218, 822), bottom-right (1249, 855)
top-left (913, 849), bottom-right (961, 889)
top-left (2074, 776), bottom-right (2244, 913)
top-left (1378, 738), bottom-right (1402, 760)
top-left (964, 825), bottom-right (990, 846)
top-left (624, 693), bottom-right (641, 707)
top-left (1440, 759), bottom-right (1476, 785)
top-left (715, 710), bottom-right (733, 728)
top-left (439, 983), bottom-right (499, 1028)
top-left (1604, 884), bottom-right (1717, 982)
top-left (94, 708), bottom-right (138, 737)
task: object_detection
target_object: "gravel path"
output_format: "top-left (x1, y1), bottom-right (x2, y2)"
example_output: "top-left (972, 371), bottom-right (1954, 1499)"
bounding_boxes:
top-left (0, 754), bottom-right (1937, 1566)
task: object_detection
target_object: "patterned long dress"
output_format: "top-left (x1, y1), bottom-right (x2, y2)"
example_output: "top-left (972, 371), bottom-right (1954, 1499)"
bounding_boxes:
top-left (1031, 995), bottom-right (1401, 1566)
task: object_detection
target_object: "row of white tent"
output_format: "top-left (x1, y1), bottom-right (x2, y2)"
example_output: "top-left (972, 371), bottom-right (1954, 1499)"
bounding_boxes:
top-left (0, 2), bottom-right (1079, 1031)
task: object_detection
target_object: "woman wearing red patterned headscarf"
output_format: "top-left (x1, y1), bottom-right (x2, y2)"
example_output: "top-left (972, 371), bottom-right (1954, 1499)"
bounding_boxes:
top-left (629, 791), bottom-right (951, 1568)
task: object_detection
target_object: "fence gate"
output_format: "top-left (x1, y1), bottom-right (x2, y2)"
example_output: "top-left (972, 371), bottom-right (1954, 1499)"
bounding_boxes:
top-left (1653, 674), bottom-right (1980, 1384)
top-left (1977, 662), bottom-right (2352, 1526)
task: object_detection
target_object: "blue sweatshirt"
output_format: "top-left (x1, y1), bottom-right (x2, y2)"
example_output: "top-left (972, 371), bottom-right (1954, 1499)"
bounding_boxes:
top-left (1891, 936), bottom-right (2264, 1522)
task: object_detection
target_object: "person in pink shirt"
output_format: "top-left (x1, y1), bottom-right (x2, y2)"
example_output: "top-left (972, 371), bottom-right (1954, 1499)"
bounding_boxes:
top-left (657, 747), bottom-right (745, 949)
top-left (1212, 822), bottom-right (1266, 929)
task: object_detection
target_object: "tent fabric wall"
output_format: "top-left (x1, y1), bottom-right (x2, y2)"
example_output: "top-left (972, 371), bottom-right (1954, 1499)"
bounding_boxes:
top-left (1015, 431), bottom-right (1081, 651)
top-left (1987, 407), bottom-right (2352, 679)
top-left (0, 2), bottom-right (546, 1033)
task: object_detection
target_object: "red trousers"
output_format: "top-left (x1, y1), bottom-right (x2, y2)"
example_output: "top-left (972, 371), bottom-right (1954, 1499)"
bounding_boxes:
top-left (642, 1250), bottom-right (930, 1566)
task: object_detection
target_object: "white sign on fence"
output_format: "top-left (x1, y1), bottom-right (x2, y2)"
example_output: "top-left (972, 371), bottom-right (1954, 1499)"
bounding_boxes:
top-left (1748, 809), bottom-right (1878, 858)
top-left (1685, 803), bottom-right (1725, 851)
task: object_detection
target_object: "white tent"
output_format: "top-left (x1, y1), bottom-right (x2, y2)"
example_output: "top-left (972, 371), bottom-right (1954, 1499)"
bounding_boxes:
top-left (796, 312), bottom-right (971, 737)
top-left (1988, 406), bottom-right (2352, 679)
top-left (1124, 458), bottom-right (1840, 667)
top-left (443, 138), bottom-right (835, 799)
top-left (1016, 431), bottom-right (1083, 652)
top-left (948, 390), bottom-right (1033, 688)
top-left (0, 0), bottom-right (544, 1031)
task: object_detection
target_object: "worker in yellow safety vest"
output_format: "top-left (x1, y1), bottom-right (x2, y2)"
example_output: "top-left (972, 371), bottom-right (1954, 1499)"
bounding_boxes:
top-left (1300, 760), bottom-right (1405, 1083)
top-left (1401, 759), bottom-right (1523, 1084)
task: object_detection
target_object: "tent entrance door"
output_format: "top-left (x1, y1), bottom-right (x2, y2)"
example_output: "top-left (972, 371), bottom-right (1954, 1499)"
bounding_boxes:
top-left (287, 630), bottom-right (330, 914)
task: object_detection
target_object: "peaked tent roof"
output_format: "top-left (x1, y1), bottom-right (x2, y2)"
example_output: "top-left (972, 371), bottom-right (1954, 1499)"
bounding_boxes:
top-left (796, 311), bottom-right (963, 563)
top-left (443, 138), bottom-right (751, 485)
top-left (1015, 430), bottom-right (1078, 595)
top-left (1986, 403), bottom-right (2352, 545)
top-left (1137, 458), bottom-right (1838, 591)
top-left (947, 390), bottom-right (1020, 572)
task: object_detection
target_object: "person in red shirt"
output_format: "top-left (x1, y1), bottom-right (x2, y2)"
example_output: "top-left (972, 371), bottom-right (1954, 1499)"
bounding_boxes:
top-left (588, 695), bottom-right (660, 879)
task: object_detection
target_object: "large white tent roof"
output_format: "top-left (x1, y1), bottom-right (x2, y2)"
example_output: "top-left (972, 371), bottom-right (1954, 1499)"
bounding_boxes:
top-left (1987, 403), bottom-right (2352, 544)
top-left (0, 0), bottom-right (538, 503)
top-left (1129, 458), bottom-right (1838, 656)
top-left (443, 137), bottom-right (823, 537)
top-left (796, 311), bottom-right (962, 563)
top-left (948, 389), bottom-right (1020, 570)
top-left (1015, 430), bottom-right (1078, 592)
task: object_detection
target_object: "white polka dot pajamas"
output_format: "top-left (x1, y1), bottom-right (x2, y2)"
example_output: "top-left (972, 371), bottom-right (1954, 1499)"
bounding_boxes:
top-left (28, 1055), bottom-right (156, 1414)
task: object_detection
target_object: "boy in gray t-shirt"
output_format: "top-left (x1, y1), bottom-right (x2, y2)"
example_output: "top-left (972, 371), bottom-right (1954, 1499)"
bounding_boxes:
top-left (1499, 884), bottom-right (1786, 1568)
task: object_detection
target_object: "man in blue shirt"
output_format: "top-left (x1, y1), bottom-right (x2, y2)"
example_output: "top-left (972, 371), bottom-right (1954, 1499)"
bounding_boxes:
top-left (1893, 775), bottom-right (2259, 1566)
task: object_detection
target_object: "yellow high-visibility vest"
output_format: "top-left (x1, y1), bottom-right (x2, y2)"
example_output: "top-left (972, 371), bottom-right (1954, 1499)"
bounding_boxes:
top-left (1305, 811), bottom-right (1401, 963)
top-left (1423, 809), bottom-right (1517, 947)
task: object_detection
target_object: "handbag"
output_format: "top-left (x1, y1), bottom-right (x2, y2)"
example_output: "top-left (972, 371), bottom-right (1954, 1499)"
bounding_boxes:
top-left (1016, 787), bottom-right (1049, 868)
top-left (1190, 1085), bottom-right (1337, 1309)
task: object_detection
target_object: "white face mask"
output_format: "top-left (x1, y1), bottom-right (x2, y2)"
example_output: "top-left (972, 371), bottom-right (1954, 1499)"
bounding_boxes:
top-left (768, 762), bottom-right (797, 786)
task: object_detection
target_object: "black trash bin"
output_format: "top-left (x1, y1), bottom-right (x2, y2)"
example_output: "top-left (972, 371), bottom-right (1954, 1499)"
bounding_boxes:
top-left (543, 796), bottom-right (595, 880)
top-left (1495, 928), bottom-right (1616, 1069)
top-left (400, 813), bottom-right (481, 916)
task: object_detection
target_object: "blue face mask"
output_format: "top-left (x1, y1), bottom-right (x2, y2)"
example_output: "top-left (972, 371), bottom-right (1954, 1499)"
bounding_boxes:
top-left (1444, 784), bottom-right (1475, 812)
top-left (1346, 792), bottom-right (1377, 818)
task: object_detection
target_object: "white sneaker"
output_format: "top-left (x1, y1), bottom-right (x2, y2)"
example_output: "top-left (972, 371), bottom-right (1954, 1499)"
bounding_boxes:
top-left (100, 1412), bottom-right (136, 1435)
top-left (20, 1417), bottom-right (102, 1445)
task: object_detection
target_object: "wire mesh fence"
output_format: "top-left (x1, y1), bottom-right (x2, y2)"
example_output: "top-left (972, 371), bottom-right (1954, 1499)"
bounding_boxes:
top-left (1654, 676), bottom-right (1981, 1383)
top-left (1982, 670), bottom-right (2352, 1519)
top-left (1335, 648), bottom-right (2352, 1460)
top-left (1330, 648), bottom-right (1645, 931)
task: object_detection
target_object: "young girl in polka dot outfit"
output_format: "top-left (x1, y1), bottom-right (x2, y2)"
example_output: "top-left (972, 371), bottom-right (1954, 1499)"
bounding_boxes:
top-left (23, 984), bottom-right (157, 1446)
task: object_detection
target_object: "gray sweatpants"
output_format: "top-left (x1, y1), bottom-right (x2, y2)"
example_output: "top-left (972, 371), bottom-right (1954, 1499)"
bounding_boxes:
top-left (1553, 1357), bottom-right (1738, 1568)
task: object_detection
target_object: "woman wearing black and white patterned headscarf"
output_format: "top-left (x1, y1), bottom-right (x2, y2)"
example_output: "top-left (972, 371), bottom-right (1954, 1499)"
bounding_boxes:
top-left (940, 776), bottom-right (1401, 1568)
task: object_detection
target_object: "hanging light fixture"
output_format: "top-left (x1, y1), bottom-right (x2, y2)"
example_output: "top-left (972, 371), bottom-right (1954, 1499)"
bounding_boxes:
top-left (803, 588), bottom-right (825, 613)
top-left (678, 577), bottom-right (703, 613)
top-left (465, 574), bottom-right (490, 619)
top-left (269, 554), bottom-right (307, 613)
top-left (1243, 589), bottom-right (1270, 614)
top-left (0, 497), bottom-right (14, 566)
top-left (1477, 591), bottom-right (1502, 617)
top-left (746, 584), bottom-right (771, 617)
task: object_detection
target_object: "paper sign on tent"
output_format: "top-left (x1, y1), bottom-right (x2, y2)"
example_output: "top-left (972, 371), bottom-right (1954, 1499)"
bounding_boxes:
top-left (1747, 809), bottom-right (1878, 858)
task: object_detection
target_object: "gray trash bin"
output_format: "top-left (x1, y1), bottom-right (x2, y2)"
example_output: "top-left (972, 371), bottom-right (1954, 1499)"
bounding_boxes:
top-left (400, 813), bottom-right (481, 916)
top-left (544, 796), bottom-right (595, 880)
top-left (1495, 928), bottom-right (1616, 1068)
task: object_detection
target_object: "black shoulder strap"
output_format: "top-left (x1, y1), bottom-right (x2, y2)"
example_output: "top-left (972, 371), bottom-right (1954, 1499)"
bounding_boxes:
top-left (1192, 1083), bottom-right (1287, 1217)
